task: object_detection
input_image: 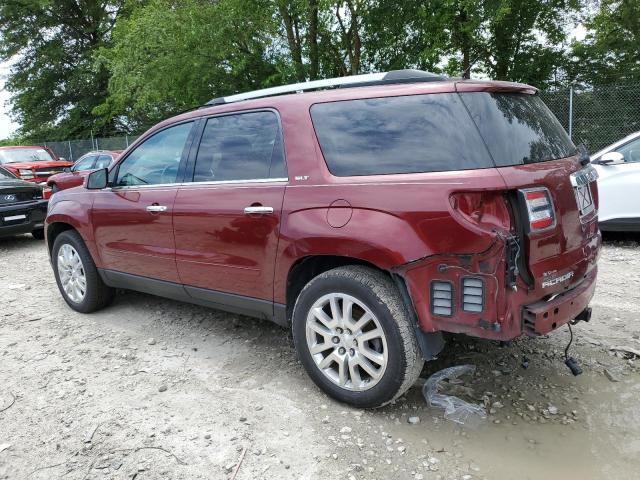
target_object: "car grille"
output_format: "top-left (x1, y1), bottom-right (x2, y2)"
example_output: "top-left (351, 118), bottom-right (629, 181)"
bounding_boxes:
top-left (0, 191), bottom-right (40, 205)
top-left (34, 167), bottom-right (64, 176)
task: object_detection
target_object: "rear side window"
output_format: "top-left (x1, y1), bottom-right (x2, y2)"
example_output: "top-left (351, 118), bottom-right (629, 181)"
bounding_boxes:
top-left (459, 92), bottom-right (575, 166)
top-left (310, 94), bottom-right (494, 176)
top-left (193, 111), bottom-right (286, 182)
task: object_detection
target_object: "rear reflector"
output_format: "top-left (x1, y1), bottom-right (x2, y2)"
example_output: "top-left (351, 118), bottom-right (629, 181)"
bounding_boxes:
top-left (461, 277), bottom-right (484, 313)
top-left (519, 187), bottom-right (555, 232)
top-left (431, 281), bottom-right (453, 316)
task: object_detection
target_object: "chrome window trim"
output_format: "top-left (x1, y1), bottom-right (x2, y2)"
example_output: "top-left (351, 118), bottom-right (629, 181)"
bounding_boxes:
top-left (107, 177), bottom-right (288, 190)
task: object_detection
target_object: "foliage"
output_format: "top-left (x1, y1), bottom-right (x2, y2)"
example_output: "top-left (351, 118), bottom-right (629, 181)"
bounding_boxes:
top-left (0, 0), bottom-right (130, 141)
top-left (0, 0), bottom-right (633, 139)
top-left (95, 0), bottom-right (282, 132)
top-left (569, 0), bottom-right (640, 85)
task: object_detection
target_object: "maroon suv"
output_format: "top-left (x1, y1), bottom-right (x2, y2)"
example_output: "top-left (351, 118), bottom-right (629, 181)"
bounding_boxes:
top-left (45, 70), bottom-right (600, 407)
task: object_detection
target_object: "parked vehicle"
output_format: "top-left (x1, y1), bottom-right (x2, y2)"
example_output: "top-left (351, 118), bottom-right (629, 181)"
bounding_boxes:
top-left (47, 150), bottom-right (121, 192)
top-left (591, 131), bottom-right (640, 231)
top-left (0, 145), bottom-right (73, 184)
top-left (0, 166), bottom-right (48, 239)
top-left (45, 70), bottom-right (601, 407)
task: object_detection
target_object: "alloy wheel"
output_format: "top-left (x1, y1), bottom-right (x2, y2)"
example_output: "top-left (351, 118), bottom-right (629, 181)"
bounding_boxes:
top-left (305, 293), bottom-right (388, 391)
top-left (57, 243), bottom-right (87, 303)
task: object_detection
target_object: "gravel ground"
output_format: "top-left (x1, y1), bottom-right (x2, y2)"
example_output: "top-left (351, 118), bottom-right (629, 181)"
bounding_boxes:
top-left (1, 233), bottom-right (639, 480)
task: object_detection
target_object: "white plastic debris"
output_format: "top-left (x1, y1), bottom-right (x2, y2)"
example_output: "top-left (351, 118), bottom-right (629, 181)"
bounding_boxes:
top-left (423, 365), bottom-right (487, 427)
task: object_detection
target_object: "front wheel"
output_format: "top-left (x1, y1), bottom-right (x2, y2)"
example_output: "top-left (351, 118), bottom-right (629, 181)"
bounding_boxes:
top-left (292, 266), bottom-right (423, 408)
top-left (52, 230), bottom-right (114, 313)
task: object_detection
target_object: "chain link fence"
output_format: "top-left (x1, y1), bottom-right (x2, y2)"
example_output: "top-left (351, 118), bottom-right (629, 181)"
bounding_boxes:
top-left (540, 83), bottom-right (640, 153)
top-left (37, 83), bottom-right (639, 161)
top-left (43, 135), bottom-right (140, 162)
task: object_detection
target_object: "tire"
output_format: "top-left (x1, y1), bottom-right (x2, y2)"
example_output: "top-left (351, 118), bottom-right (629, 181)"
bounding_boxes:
top-left (51, 183), bottom-right (59, 193)
top-left (292, 266), bottom-right (423, 408)
top-left (52, 230), bottom-right (115, 313)
top-left (31, 229), bottom-right (45, 240)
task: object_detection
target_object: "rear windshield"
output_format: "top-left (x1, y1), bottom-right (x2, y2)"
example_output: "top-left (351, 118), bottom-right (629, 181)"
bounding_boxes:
top-left (459, 92), bottom-right (575, 166)
top-left (0, 148), bottom-right (54, 164)
top-left (310, 93), bottom-right (494, 176)
top-left (311, 92), bottom-right (575, 176)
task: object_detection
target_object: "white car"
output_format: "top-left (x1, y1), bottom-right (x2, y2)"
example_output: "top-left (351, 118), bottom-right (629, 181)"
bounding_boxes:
top-left (591, 131), bottom-right (640, 231)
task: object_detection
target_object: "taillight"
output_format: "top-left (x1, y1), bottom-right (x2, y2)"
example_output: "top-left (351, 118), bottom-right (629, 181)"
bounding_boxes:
top-left (519, 187), bottom-right (555, 232)
top-left (449, 191), bottom-right (511, 232)
top-left (42, 186), bottom-right (52, 200)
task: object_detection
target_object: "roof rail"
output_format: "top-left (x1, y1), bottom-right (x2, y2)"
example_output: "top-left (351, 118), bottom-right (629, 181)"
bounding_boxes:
top-left (205, 69), bottom-right (448, 106)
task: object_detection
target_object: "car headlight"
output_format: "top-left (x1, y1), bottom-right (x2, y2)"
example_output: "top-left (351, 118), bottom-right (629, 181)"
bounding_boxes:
top-left (18, 169), bottom-right (34, 179)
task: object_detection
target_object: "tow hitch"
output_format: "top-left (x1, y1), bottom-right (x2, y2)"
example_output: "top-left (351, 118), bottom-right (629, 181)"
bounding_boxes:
top-left (563, 307), bottom-right (592, 376)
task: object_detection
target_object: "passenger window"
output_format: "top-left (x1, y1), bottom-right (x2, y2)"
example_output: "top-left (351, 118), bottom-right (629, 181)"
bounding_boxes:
top-left (72, 155), bottom-right (96, 171)
top-left (95, 155), bottom-right (112, 169)
top-left (116, 122), bottom-right (193, 186)
top-left (193, 111), bottom-right (286, 182)
top-left (616, 138), bottom-right (640, 163)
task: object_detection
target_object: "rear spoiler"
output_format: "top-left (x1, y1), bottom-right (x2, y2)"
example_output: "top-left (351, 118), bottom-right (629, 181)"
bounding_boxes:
top-left (455, 80), bottom-right (538, 95)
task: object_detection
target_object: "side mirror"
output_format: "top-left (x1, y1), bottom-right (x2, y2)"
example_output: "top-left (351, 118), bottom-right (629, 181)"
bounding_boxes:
top-left (86, 168), bottom-right (108, 189)
top-left (596, 151), bottom-right (624, 165)
top-left (63, 167), bottom-right (71, 173)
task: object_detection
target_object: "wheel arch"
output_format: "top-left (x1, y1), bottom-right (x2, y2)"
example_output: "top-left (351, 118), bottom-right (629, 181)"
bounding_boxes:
top-left (46, 221), bottom-right (76, 254)
top-left (285, 255), bottom-right (445, 362)
top-left (285, 255), bottom-right (389, 323)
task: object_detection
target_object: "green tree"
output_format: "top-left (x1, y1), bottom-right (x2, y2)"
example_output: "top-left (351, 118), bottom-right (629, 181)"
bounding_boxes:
top-left (0, 0), bottom-right (130, 140)
top-left (481, 0), bottom-right (580, 85)
top-left (96, 0), bottom-right (282, 132)
top-left (364, 0), bottom-right (579, 84)
top-left (570, 0), bottom-right (640, 85)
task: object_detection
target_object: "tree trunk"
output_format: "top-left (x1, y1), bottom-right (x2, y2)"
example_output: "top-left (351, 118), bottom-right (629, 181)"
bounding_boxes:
top-left (308, 0), bottom-right (319, 80)
top-left (457, 7), bottom-right (471, 79)
top-left (278, 3), bottom-right (305, 81)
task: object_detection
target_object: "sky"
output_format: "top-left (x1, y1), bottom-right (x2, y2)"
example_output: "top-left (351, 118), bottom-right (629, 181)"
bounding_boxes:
top-left (0, 58), bottom-right (18, 138)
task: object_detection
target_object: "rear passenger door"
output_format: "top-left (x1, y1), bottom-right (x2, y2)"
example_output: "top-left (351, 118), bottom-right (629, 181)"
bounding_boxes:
top-left (173, 110), bottom-right (287, 306)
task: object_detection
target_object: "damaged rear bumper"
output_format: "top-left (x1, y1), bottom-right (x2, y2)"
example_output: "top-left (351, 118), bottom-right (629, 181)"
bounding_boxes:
top-left (522, 267), bottom-right (597, 336)
top-left (396, 232), bottom-right (600, 341)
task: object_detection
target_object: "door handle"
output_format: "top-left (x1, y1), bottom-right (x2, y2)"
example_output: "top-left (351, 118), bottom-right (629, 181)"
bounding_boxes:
top-left (244, 206), bottom-right (274, 215)
top-left (146, 205), bottom-right (167, 213)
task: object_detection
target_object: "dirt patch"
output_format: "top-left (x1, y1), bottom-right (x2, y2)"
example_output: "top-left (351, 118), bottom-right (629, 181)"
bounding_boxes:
top-left (1, 233), bottom-right (639, 479)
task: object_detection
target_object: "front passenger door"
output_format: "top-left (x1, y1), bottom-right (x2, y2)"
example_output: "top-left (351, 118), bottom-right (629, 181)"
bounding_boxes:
top-left (173, 111), bottom-right (287, 305)
top-left (92, 121), bottom-right (195, 283)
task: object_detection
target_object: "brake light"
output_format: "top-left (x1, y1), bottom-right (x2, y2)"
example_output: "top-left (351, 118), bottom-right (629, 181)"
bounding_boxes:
top-left (520, 187), bottom-right (555, 232)
top-left (449, 191), bottom-right (511, 232)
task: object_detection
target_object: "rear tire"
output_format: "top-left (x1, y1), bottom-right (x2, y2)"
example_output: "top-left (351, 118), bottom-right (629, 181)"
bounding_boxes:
top-left (31, 229), bottom-right (45, 240)
top-left (292, 266), bottom-right (423, 408)
top-left (52, 230), bottom-right (114, 313)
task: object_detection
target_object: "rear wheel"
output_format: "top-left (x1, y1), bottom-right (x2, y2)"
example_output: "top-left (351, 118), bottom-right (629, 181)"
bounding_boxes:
top-left (292, 266), bottom-right (423, 408)
top-left (52, 230), bottom-right (114, 313)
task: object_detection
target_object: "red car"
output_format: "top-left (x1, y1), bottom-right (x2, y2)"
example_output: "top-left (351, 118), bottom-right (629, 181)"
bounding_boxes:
top-left (45, 70), bottom-right (600, 407)
top-left (0, 145), bottom-right (73, 184)
top-left (47, 150), bottom-right (120, 192)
